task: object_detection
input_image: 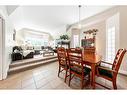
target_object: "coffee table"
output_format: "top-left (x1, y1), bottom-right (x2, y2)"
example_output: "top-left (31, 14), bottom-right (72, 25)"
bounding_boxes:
top-left (40, 50), bottom-right (54, 57)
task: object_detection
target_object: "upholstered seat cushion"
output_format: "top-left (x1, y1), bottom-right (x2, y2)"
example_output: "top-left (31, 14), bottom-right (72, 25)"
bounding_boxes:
top-left (70, 66), bottom-right (91, 75)
top-left (98, 67), bottom-right (113, 78)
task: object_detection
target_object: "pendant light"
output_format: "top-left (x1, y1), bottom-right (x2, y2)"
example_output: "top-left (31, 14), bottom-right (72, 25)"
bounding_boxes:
top-left (78, 5), bottom-right (82, 29)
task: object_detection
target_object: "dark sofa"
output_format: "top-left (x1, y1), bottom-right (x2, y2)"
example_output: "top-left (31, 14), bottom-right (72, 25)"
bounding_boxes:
top-left (11, 46), bottom-right (34, 61)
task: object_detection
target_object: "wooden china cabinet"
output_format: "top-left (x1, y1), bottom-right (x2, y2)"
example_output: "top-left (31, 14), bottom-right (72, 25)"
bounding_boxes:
top-left (81, 29), bottom-right (98, 53)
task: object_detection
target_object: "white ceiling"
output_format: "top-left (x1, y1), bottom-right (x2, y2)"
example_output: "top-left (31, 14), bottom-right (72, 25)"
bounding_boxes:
top-left (8, 6), bottom-right (113, 37)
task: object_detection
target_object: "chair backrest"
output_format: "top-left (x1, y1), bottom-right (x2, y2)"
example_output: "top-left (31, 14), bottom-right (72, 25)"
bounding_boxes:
top-left (112, 49), bottom-right (126, 73)
top-left (67, 48), bottom-right (83, 69)
top-left (57, 47), bottom-right (67, 66)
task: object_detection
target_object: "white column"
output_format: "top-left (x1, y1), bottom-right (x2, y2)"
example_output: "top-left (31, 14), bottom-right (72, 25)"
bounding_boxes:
top-left (0, 17), bottom-right (3, 80)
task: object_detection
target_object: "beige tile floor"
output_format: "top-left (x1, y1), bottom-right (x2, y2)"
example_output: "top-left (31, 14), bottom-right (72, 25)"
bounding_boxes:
top-left (0, 61), bottom-right (127, 90)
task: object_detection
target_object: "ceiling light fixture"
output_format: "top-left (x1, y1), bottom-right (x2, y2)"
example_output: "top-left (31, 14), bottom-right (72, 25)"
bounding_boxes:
top-left (78, 5), bottom-right (82, 29)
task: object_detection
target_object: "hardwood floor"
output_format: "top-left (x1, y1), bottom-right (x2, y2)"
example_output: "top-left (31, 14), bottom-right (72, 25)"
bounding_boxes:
top-left (0, 61), bottom-right (127, 89)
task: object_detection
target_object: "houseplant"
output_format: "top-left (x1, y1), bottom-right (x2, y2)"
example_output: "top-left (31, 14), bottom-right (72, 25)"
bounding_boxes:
top-left (60, 34), bottom-right (69, 40)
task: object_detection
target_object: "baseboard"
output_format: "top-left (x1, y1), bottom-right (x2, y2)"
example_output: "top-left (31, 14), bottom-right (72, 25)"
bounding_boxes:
top-left (119, 70), bottom-right (127, 76)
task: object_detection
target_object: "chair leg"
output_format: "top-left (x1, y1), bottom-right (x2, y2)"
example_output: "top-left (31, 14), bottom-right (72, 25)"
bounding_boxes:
top-left (58, 66), bottom-right (61, 77)
top-left (81, 77), bottom-right (84, 89)
top-left (90, 72), bottom-right (93, 86)
top-left (69, 71), bottom-right (71, 86)
top-left (88, 73), bottom-right (90, 83)
top-left (113, 81), bottom-right (117, 89)
top-left (64, 69), bottom-right (68, 82)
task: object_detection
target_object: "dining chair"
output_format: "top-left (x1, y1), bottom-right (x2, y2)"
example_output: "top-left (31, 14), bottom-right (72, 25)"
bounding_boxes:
top-left (67, 48), bottom-right (91, 89)
top-left (57, 47), bottom-right (68, 82)
top-left (96, 48), bottom-right (126, 89)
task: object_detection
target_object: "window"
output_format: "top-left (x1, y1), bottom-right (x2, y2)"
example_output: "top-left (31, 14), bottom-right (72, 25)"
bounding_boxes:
top-left (106, 13), bottom-right (119, 64)
top-left (106, 26), bottom-right (115, 63)
top-left (25, 37), bottom-right (48, 46)
top-left (73, 35), bottom-right (79, 48)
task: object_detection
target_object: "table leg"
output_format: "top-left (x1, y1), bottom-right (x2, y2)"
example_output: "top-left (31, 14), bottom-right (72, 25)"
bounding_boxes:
top-left (91, 64), bottom-right (95, 89)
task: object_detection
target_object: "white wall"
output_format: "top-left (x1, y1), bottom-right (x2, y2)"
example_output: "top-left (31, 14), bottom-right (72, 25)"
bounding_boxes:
top-left (0, 6), bottom-right (14, 80)
top-left (119, 6), bottom-right (127, 74)
top-left (9, 6), bottom-right (24, 31)
top-left (16, 28), bottom-right (52, 46)
top-left (53, 25), bottom-right (70, 39)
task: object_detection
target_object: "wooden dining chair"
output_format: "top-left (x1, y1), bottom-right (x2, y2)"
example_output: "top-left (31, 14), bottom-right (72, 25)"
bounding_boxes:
top-left (96, 48), bottom-right (126, 89)
top-left (67, 48), bottom-right (91, 89)
top-left (57, 47), bottom-right (68, 82)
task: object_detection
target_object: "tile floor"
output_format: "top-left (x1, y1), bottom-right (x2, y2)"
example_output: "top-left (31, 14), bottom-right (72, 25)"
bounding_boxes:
top-left (0, 61), bottom-right (127, 90)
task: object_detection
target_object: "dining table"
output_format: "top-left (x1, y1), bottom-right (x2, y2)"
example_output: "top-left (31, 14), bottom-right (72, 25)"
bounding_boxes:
top-left (82, 53), bottom-right (102, 89)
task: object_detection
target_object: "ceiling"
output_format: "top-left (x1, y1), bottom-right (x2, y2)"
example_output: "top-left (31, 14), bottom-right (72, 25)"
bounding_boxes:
top-left (6, 6), bottom-right (18, 15)
top-left (8, 5), bottom-right (113, 37)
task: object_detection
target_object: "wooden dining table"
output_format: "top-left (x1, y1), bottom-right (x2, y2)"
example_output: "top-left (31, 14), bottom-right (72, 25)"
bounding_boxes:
top-left (82, 53), bottom-right (102, 89)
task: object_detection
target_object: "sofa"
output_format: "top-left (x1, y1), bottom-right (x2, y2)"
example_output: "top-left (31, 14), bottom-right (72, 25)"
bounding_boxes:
top-left (11, 45), bottom-right (54, 61)
top-left (34, 46), bottom-right (54, 55)
top-left (34, 46), bottom-right (43, 55)
top-left (11, 46), bottom-right (34, 61)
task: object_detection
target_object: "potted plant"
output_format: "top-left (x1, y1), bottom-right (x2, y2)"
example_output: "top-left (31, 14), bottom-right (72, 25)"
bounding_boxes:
top-left (60, 34), bottom-right (69, 40)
